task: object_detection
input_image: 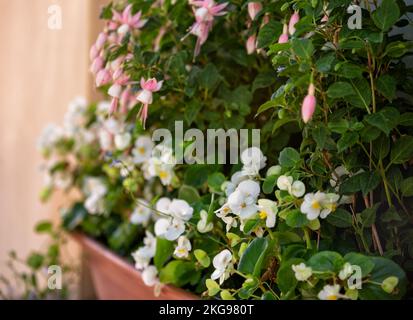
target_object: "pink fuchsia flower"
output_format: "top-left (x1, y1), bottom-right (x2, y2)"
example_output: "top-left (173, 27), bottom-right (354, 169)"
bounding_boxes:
top-left (187, 0), bottom-right (228, 58)
top-left (288, 11), bottom-right (300, 35)
top-left (278, 24), bottom-right (289, 43)
top-left (108, 71), bottom-right (130, 114)
top-left (301, 83), bottom-right (316, 123)
top-left (246, 34), bottom-right (257, 55)
top-left (248, 2), bottom-right (262, 21)
top-left (95, 32), bottom-right (108, 51)
top-left (112, 4), bottom-right (146, 36)
top-left (136, 78), bottom-right (163, 129)
top-left (120, 87), bottom-right (137, 114)
top-left (90, 56), bottom-right (104, 75)
top-left (89, 44), bottom-right (99, 61)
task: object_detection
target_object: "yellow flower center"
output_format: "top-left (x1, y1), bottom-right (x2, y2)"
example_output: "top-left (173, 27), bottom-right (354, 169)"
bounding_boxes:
top-left (327, 295), bottom-right (338, 300)
top-left (259, 210), bottom-right (268, 219)
top-left (241, 203), bottom-right (247, 208)
top-left (311, 201), bottom-right (321, 210)
top-left (138, 147), bottom-right (146, 155)
top-left (223, 207), bottom-right (230, 214)
top-left (177, 248), bottom-right (186, 254)
top-left (159, 171), bottom-right (168, 179)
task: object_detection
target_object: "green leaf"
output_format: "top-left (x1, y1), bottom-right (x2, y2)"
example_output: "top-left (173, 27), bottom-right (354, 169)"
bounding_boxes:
top-left (337, 131), bottom-right (359, 153)
top-left (328, 119), bottom-right (349, 134)
top-left (206, 279), bottom-right (220, 296)
top-left (184, 100), bottom-right (202, 125)
top-left (159, 261), bottom-right (196, 287)
top-left (315, 53), bottom-right (335, 72)
top-left (27, 253), bottom-right (44, 270)
top-left (340, 171), bottom-right (381, 196)
top-left (307, 251), bottom-right (344, 274)
top-left (278, 147), bottom-right (300, 168)
top-left (194, 249), bottom-right (211, 268)
top-left (277, 258), bottom-right (304, 294)
top-left (401, 177), bottom-right (413, 197)
top-left (262, 175), bottom-right (278, 194)
top-left (327, 82), bottom-right (355, 98)
top-left (178, 185), bottom-right (200, 204)
top-left (291, 38), bottom-right (314, 60)
top-left (198, 63), bottom-right (221, 89)
top-left (348, 78), bottom-right (371, 110)
top-left (312, 125), bottom-right (330, 149)
top-left (257, 20), bottom-right (282, 48)
top-left (238, 277), bottom-right (259, 299)
top-left (326, 208), bottom-right (353, 228)
top-left (344, 252), bottom-right (375, 277)
top-left (376, 75), bottom-right (396, 101)
top-left (207, 172), bottom-right (225, 193)
top-left (286, 209), bottom-right (309, 228)
top-left (62, 203), bottom-right (87, 230)
top-left (238, 238), bottom-right (270, 276)
top-left (35, 221), bottom-right (53, 234)
top-left (252, 71), bottom-right (277, 92)
top-left (372, 0), bottom-right (400, 32)
top-left (359, 257), bottom-right (407, 300)
top-left (154, 238), bottom-right (174, 271)
top-left (399, 113), bottom-right (413, 127)
top-left (384, 41), bottom-right (411, 58)
top-left (364, 107), bottom-right (399, 136)
top-left (390, 135), bottom-right (413, 164)
top-left (359, 203), bottom-right (380, 227)
top-left (372, 134), bottom-right (390, 159)
top-left (338, 63), bottom-right (364, 79)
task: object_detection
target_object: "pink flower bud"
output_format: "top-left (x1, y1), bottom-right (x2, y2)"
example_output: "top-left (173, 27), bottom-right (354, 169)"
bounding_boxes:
top-left (248, 2), bottom-right (262, 21)
top-left (246, 34), bottom-right (257, 55)
top-left (90, 56), bottom-right (104, 75)
top-left (301, 84), bottom-right (316, 123)
top-left (321, 14), bottom-right (329, 23)
top-left (278, 24), bottom-right (289, 43)
top-left (288, 11), bottom-right (300, 35)
top-left (89, 45), bottom-right (99, 61)
top-left (95, 69), bottom-right (111, 87)
top-left (95, 32), bottom-right (107, 51)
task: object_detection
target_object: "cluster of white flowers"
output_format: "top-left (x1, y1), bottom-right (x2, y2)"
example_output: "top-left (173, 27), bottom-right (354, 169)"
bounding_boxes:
top-left (130, 199), bottom-right (152, 226)
top-left (154, 198), bottom-right (194, 242)
top-left (83, 177), bottom-right (108, 215)
top-left (131, 231), bottom-right (160, 287)
top-left (37, 124), bottom-right (64, 153)
top-left (277, 175), bottom-right (306, 198)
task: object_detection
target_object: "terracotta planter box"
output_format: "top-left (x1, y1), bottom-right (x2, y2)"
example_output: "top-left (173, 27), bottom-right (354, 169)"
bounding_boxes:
top-left (71, 233), bottom-right (197, 300)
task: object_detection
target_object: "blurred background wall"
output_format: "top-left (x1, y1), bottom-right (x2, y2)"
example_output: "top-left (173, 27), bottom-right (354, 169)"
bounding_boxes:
top-left (0, 0), bottom-right (106, 295)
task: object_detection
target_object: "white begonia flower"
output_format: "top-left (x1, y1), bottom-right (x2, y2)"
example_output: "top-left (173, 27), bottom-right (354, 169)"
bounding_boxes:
top-left (240, 147), bottom-right (267, 177)
top-left (103, 118), bottom-right (120, 135)
top-left (53, 172), bottom-right (73, 190)
top-left (321, 193), bottom-right (340, 218)
top-left (130, 200), bottom-right (152, 225)
top-left (339, 262), bottom-right (354, 280)
top-left (291, 180), bottom-right (306, 198)
top-left (63, 97), bottom-right (87, 136)
top-left (300, 191), bottom-right (327, 220)
top-left (154, 218), bottom-right (170, 237)
top-left (156, 197), bottom-right (172, 215)
top-left (257, 199), bottom-right (278, 228)
top-left (292, 263), bottom-right (313, 281)
top-left (84, 194), bottom-right (106, 215)
top-left (133, 136), bottom-right (154, 164)
top-left (114, 132), bottom-right (132, 150)
top-left (266, 165), bottom-right (282, 177)
top-left (155, 217), bottom-right (186, 241)
top-left (227, 191), bottom-right (257, 220)
top-left (169, 199), bottom-right (194, 221)
top-left (174, 236), bottom-right (192, 258)
top-left (318, 284), bottom-right (342, 300)
top-left (330, 165), bottom-right (349, 189)
top-left (141, 266), bottom-right (159, 287)
top-left (211, 249), bottom-right (233, 285)
top-left (225, 171), bottom-right (248, 196)
top-left (132, 231), bottom-right (157, 270)
top-left (197, 210), bottom-right (213, 233)
top-left (141, 157), bottom-right (159, 180)
top-left (222, 216), bottom-right (238, 232)
top-left (277, 175), bottom-right (293, 192)
top-left (215, 203), bottom-right (231, 218)
top-left (156, 164), bottom-right (175, 186)
top-left (84, 177), bottom-right (107, 197)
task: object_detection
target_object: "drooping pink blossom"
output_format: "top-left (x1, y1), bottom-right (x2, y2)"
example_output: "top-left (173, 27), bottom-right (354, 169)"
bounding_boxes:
top-left (278, 24), bottom-right (289, 43)
top-left (95, 32), bottom-right (108, 51)
top-left (301, 83), bottom-right (316, 123)
top-left (136, 78), bottom-right (163, 129)
top-left (108, 71), bottom-right (130, 114)
top-left (186, 0), bottom-right (228, 58)
top-left (288, 11), bottom-right (300, 35)
top-left (246, 34), bottom-right (257, 55)
top-left (111, 4), bottom-right (146, 36)
top-left (90, 56), bottom-right (104, 75)
top-left (89, 44), bottom-right (99, 61)
top-left (248, 2), bottom-right (262, 21)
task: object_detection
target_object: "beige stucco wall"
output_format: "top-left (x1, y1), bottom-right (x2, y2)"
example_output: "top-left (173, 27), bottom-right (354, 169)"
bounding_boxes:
top-left (0, 0), bottom-right (106, 295)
